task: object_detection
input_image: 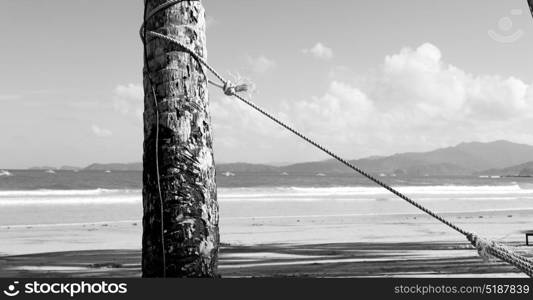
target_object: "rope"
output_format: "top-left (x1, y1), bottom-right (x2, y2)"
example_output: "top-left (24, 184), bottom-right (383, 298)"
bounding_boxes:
top-left (142, 0), bottom-right (533, 277)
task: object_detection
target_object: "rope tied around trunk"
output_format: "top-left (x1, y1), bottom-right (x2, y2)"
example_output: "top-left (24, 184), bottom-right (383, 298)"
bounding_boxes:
top-left (142, 0), bottom-right (533, 277)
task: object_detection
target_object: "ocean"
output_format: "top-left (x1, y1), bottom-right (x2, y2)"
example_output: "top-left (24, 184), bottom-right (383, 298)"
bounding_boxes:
top-left (1, 169), bottom-right (532, 190)
top-left (1, 170), bottom-right (533, 207)
top-left (1, 169), bottom-right (532, 230)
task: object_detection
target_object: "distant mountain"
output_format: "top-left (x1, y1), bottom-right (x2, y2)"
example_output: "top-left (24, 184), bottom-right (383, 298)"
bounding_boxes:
top-left (452, 140), bottom-right (533, 169)
top-left (84, 163), bottom-right (142, 171)
top-left (59, 165), bottom-right (82, 171)
top-left (478, 161), bottom-right (533, 176)
top-left (519, 168), bottom-right (533, 176)
top-left (280, 157), bottom-right (474, 176)
top-left (217, 163), bottom-right (279, 173)
top-left (281, 140), bottom-right (533, 176)
top-left (281, 159), bottom-right (345, 174)
top-left (77, 140), bottom-right (533, 176)
top-left (29, 166), bottom-right (57, 170)
top-left (368, 140), bottom-right (533, 175)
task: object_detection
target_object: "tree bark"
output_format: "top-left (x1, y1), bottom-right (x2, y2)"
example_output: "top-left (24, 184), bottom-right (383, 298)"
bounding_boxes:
top-left (142, 0), bottom-right (219, 277)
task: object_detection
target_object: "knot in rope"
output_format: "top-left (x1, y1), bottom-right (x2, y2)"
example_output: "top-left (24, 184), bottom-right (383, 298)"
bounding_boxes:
top-left (223, 80), bottom-right (250, 96)
top-left (223, 81), bottom-right (236, 96)
top-left (468, 234), bottom-right (492, 262)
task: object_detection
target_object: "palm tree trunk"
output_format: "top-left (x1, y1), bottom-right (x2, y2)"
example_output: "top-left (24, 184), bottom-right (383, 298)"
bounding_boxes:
top-left (142, 0), bottom-right (219, 277)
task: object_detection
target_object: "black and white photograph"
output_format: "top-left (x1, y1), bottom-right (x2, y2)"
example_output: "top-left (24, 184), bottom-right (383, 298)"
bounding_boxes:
top-left (1, 0), bottom-right (533, 288)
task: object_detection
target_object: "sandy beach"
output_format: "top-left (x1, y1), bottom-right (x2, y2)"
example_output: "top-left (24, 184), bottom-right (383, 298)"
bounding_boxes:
top-left (1, 189), bottom-right (532, 277)
top-left (4, 0), bottom-right (533, 282)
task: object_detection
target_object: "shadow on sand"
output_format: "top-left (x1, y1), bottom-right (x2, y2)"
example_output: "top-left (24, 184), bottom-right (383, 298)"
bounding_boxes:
top-left (0, 242), bottom-right (530, 277)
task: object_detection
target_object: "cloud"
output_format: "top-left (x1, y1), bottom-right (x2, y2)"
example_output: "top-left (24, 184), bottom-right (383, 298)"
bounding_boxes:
top-left (91, 124), bottom-right (112, 137)
top-left (373, 43), bottom-right (532, 121)
top-left (302, 43), bottom-right (334, 60)
top-left (112, 83), bottom-right (143, 120)
top-left (246, 55), bottom-right (276, 74)
top-left (206, 16), bottom-right (217, 28)
top-left (0, 89), bottom-right (68, 101)
top-left (0, 94), bottom-right (23, 101)
top-left (211, 42), bottom-right (533, 160)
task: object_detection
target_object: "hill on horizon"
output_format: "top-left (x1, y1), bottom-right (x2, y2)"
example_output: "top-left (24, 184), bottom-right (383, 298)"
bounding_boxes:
top-left (277, 140), bottom-right (533, 176)
top-left (84, 162), bottom-right (142, 171)
top-left (37, 140), bottom-right (533, 176)
top-left (478, 161), bottom-right (533, 176)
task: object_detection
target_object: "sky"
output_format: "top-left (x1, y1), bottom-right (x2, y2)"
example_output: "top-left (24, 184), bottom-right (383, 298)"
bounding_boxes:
top-left (1, 0), bottom-right (533, 168)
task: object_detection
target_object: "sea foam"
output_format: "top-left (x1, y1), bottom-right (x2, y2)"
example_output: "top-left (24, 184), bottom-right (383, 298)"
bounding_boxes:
top-left (1, 184), bottom-right (532, 206)
top-left (0, 189), bottom-right (140, 206)
top-left (216, 184), bottom-right (533, 202)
